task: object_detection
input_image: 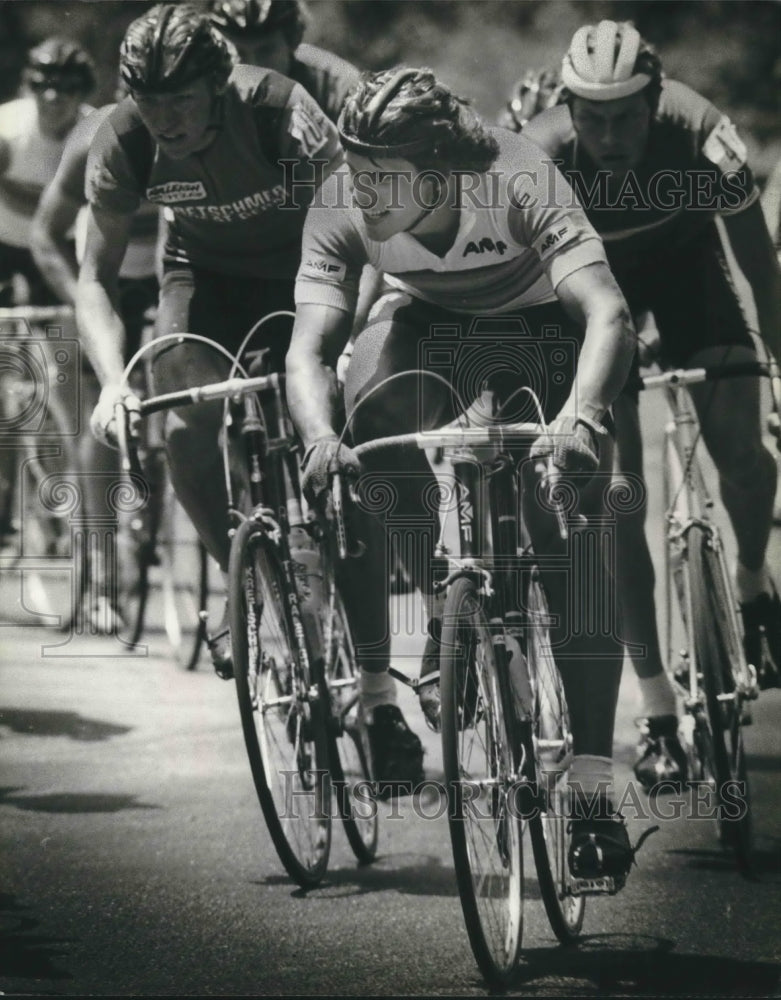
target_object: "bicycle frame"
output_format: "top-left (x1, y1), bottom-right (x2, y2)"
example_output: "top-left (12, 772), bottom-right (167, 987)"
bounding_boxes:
top-left (647, 370), bottom-right (759, 715)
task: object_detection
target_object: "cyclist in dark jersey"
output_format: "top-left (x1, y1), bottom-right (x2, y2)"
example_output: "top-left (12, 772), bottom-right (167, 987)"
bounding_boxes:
top-left (76, 2), bottom-right (342, 669)
top-left (287, 66), bottom-right (649, 879)
top-left (523, 20), bottom-right (781, 788)
top-left (207, 0), bottom-right (360, 124)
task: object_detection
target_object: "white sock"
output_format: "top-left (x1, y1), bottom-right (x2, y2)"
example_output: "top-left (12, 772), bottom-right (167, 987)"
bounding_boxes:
top-left (638, 673), bottom-right (677, 719)
top-left (359, 669), bottom-right (397, 719)
top-left (568, 754), bottom-right (614, 806)
top-left (735, 562), bottom-right (772, 604)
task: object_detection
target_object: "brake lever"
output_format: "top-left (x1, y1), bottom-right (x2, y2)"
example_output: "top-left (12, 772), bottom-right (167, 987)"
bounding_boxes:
top-left (114, 398), bottom-right (143, 479)
top-left (330, 472), bottom-right (366, 560)
top-left (331, 472), bottom-right (348, 560)
top-left (544, 458), bottom-right (570, 542)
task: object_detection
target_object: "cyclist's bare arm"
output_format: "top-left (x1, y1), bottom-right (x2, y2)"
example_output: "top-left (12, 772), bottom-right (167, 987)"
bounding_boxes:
top-left (30, 181), bottom-right (81, 306)
top-left (76, 203), bottom-right (132, 387)
top-left (721, 200), bottom-right (781, 363)
top-left (0, 136), bottom-right (41, 217)
top-left (554, 261), bottom-right (636, 421)
top-left (286, 301), bottom-right (353, 445)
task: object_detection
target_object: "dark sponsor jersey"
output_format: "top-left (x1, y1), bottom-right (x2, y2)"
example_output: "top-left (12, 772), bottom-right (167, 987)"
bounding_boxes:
top-left (289, 43), bottom-right (360, 123)
top-left (522, 79), bottom-right (758, 274)
top-left (295, 127), bottom-right (606, 316)
top-left (85, 65), bottom-right (342, 279)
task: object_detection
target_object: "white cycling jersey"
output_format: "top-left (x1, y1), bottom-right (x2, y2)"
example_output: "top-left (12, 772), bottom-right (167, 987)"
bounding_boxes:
top-left (0, 96), bottom-right (91, 247)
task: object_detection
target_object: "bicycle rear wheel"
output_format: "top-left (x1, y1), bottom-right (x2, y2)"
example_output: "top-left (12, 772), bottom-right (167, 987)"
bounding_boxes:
top-left (525, 575), bottom-right (585, 942)
top-left (321, 589), bottom-right (378, 864)
top-left (687, 523), bottom-right (752, 871)
top-left (440, 576), bottom-right (524, 987)
top-left (229, 518), bottom-right (331, 887)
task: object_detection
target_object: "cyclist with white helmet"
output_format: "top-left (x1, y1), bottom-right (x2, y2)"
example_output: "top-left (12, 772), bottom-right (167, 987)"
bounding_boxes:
top-left (523, 20), bottom-right (781, 789)
top-left (206, 0), bottom-right (359, 123)
top-left (286, 66), bottom-right (651, 876)
top-left (76, 2), bottom-right (343, 670)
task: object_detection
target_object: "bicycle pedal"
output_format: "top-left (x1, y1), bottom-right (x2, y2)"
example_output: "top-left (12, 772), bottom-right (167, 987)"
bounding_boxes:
top-left (569, 875), bottom-right (617, 896)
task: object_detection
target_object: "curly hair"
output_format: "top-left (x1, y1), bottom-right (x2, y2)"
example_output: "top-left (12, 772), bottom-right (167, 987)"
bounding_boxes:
top-left (120, 3), bottom-right (234, 94)
top-left (339, 67), bottom-right (499, 173)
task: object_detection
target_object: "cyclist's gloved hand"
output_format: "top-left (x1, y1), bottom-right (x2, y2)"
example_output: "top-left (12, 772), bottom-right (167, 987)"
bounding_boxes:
top-left (300, 435), bottom-right (361, 507)
top-left (90, 384), bottom-right (141, 449)
top-left (529, 414), bottom-right (607, 478)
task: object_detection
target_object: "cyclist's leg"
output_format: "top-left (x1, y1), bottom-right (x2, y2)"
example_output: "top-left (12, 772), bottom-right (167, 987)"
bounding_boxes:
top-left (342, 293), bottom-right (454, 788)
top-left (78, 277), bottom-right (159, 628)
top-left (613, 389), bottom-right (687, 788)
top-left (688, 342), bottom-right (779, 678)
top-left (510, 301), bottom-right (640, 882)
top-left (650, 229), bottom-right (780, 679)
top-left (0, 246), bottom-right (34, 535)
top-left (153, 268), bottom-right (296, 673)
top-left (151, 267), bottom-right (249, 573)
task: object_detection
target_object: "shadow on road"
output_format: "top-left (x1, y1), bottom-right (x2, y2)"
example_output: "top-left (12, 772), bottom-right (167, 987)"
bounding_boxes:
top-left (257, 853), bottom-right (546, 902)
top-left (0, 892), bottom-right (72, 985)
top-left (512, 934), bottom-right (780, 996)
top-left (667, 842), bottom-right (781, 879)
top-left (745, 753), bottom-right (781, 772)
top-left (0, 786), bottom-right (161, 814)
top-left (0, 707), bottom-right (131, 741)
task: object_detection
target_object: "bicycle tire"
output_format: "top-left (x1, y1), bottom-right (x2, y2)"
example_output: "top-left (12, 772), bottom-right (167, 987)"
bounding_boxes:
top-left (687, 524), bottom-right (753, 871)
top-left (440, 576), bottom-right (524, 987)
top-left (229, 518), bottom-right (331, 888)
top-left (320, 589), bottom-right (378, 864)
top-left (525, 575), bottom-right (585, 943)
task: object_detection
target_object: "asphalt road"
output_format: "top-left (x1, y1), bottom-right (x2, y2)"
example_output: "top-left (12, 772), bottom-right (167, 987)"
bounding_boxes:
top-left (1, 396), bottom-right (780, 998)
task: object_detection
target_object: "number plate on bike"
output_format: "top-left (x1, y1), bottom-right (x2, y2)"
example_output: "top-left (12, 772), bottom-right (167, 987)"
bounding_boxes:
top-left (570, 875), bottom-right (616, 896)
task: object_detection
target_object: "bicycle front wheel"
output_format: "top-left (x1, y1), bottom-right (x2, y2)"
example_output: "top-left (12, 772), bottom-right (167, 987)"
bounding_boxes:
top-left (321, 590), bottom-right (378, 864)
top-left (687, 524), bottom-right (752, 871)
top-left (229, 518), bottom-right (331, 887)
top-left (440, 576), bottom-right (524, 987)
top-left (525, 576), bottom-right (585, 942)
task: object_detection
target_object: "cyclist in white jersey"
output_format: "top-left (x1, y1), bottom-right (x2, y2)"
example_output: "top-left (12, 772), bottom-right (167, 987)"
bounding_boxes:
top-left (286, 67), bottom-right (650, 881)
top-left (0, 38), bottom-right (94, 541)
top-left (0, 37), bottom-right (94, 305)
top-left (31, 102), bottom-right (161, 633)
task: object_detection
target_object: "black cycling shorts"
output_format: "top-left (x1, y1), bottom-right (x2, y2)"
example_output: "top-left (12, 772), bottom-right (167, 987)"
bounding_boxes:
top-left (617, 222), bottom-right (754, 371)
top-left (0, 240), bottom-right (62, 306)
top-left (155, 265), bottom-right (295, 373)
top-left (344, 291), bottom-right (590, 445)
